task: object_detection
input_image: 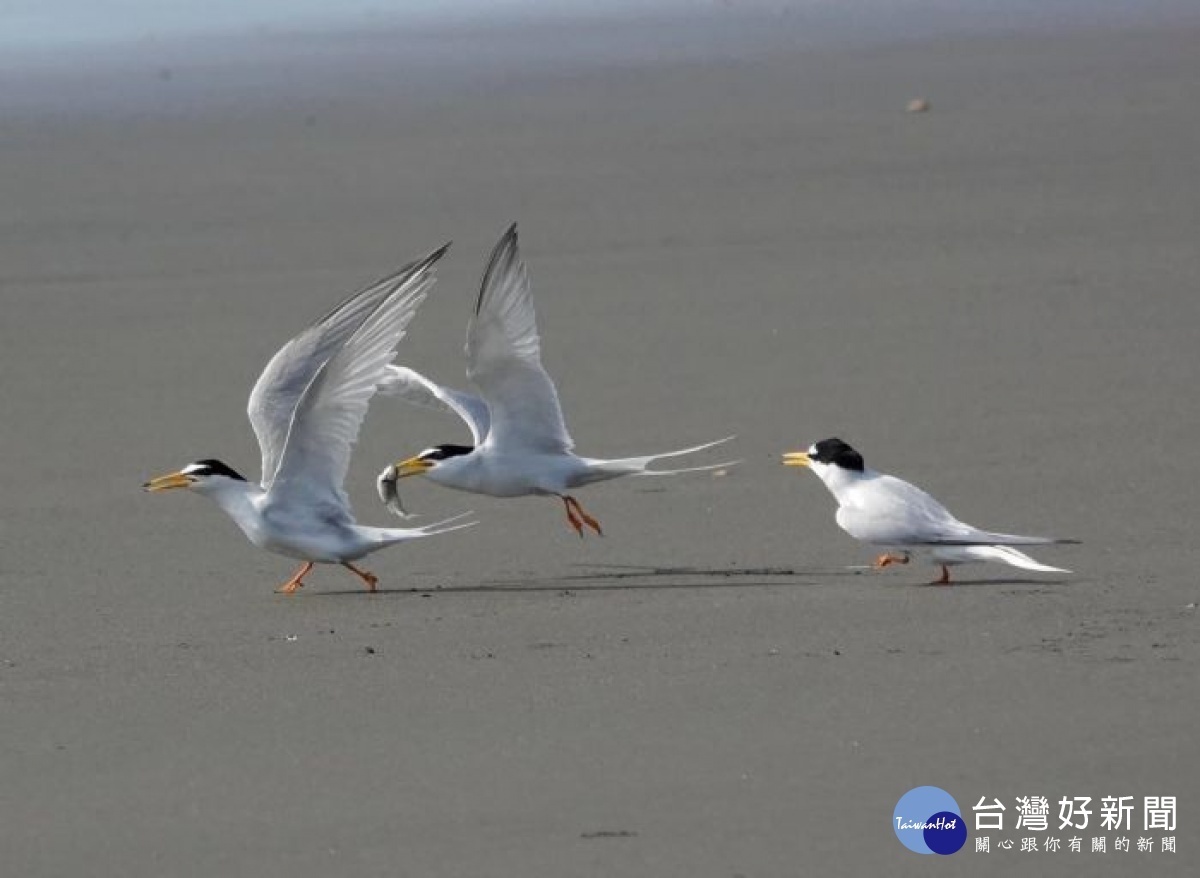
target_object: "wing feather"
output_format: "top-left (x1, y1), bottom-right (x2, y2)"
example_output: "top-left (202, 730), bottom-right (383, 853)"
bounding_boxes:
top-left (465, 223), bottom-right (574, 453)
top-left (377, 365), bottom-right (490, 446)
top-left (248, 258), bottom-right (444, 488)
top-left (844, 474), bottom-right (1068, 546)
top-left (265, 245), bottom-right (447, 508)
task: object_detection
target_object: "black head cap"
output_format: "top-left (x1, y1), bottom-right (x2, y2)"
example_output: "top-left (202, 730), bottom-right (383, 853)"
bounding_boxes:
top-left (810, 438), bottom-right (865, 472)
top-left (421, 444), bottom-right (475, 462)
top-left (191, 459), bottom-right (248, 481)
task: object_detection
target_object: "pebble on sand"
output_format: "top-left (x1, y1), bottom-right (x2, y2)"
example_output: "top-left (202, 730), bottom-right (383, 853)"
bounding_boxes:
top-left (906, 98), bottom-right (931, 113)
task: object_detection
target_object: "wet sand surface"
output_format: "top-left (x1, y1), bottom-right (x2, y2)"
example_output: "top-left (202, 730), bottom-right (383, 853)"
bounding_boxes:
top-left (1, 21), bottom-right (1197, 876)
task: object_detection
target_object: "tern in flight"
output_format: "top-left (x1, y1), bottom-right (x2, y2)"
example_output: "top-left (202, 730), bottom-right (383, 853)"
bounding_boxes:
top-left (376, 224), bottom-right (734, 536)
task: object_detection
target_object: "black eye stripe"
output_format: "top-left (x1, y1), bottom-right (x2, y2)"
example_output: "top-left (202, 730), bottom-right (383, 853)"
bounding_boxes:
top-left (422, 444), bottom-right (475, 461)
top-left (190, 459), bottom-right (248, 481)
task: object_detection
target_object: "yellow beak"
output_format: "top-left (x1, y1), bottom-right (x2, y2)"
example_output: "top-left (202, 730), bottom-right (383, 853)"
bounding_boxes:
top-left (782, 451), bottom-right (811, 468)
top-left (143, 470), bottom-right (194, 492)
top-left (392, 455), bottom-right (433, 478)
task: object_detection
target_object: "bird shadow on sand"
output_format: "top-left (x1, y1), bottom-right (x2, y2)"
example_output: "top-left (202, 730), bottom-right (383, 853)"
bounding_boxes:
top-left (908, 576), bottom-right (1075, 589)
top-left (299, 566), bottom-right (1075, 596)
top-left (304, 564), bottom-right (822, 596)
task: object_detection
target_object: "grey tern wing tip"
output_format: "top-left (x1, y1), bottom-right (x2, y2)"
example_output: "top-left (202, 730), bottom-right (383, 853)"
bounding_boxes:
top-left (475, 223), bottom-right (521, 316)
top-left (422, 240), bottom-right (453, 268)
top-left (313, 240), bottom-right (450, 324)
top-left (913, 537), bottom-right (1081, 547)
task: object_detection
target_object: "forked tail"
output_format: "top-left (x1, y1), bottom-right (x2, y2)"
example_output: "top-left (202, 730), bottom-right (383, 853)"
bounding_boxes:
top-left (374, 511), bottom-right (478, 547)
top-left (581, 436), bottom-right (739, 484)
top-left (941, 544), bottom-right (1072, 574)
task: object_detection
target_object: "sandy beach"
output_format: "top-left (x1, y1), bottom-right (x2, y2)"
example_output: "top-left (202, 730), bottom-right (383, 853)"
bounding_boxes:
top-left (1, 9), bottom-right (1197, 875)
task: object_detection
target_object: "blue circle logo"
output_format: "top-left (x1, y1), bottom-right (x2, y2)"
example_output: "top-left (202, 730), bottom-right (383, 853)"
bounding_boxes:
top-left (893, 786), bottom-right (967, 855)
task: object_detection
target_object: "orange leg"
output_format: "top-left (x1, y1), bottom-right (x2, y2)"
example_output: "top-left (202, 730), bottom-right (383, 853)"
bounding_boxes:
top-left (561, 495), bottom-right (583, 537)
top-left (930, 565), bottom-right (952, 586)
top-left (342, 561), bottom-right (380, 593)
top-left (563, 495), bottom-right (603, 537)
top-left (872, 552), bottom-right (910, 570)
top-left (275, 561), bottom-right (314, 595)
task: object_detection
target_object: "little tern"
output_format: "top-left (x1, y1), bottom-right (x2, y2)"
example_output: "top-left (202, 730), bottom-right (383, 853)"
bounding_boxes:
top-left (783, 437), bottom-right (1076, 584)
top-left (144, 244), bottom-right (474, 594)
top-left (376, 224), bottom-right (735, 536)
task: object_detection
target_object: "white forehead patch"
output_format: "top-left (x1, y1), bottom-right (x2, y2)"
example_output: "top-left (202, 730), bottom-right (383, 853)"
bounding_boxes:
top-left (181, 463), bottom-right (208, 475)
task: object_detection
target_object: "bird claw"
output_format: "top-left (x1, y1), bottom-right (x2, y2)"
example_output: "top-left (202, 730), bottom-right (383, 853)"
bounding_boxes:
top-left (342, 562), bottom-right (380, 592)
top-left (562, 496), bottom-right (603, 538)
top-left (578, 511), bottom-right (603, 537)
top-left (275, 561), bottom-right (313, 594)
top-left (873, 552), bottom-right (910, 570)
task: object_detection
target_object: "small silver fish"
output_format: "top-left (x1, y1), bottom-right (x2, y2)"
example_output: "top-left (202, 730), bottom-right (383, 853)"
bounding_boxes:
top-left (376, 464), bottom-right (415, 519)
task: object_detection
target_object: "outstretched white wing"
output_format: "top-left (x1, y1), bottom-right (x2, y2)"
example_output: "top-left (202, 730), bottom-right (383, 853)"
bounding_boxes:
top-left (265, 245), bottom-right (447, 509)
top-left (465, 223), bottom-right (574, 454)
top-left (377, 364), bottom-right (490, 446)
top-left (247, 258), bottom-right (444, 489)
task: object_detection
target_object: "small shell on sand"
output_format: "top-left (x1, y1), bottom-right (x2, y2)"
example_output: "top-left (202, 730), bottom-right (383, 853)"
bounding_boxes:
top-left (906, 98), bottom-right (931, 113)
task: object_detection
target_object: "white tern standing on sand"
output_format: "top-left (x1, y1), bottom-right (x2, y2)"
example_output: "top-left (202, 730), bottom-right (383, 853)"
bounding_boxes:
top-left (144, 245), bottom-right (474, 594)
top-left (783, 437), bottom-right (1075, 584)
